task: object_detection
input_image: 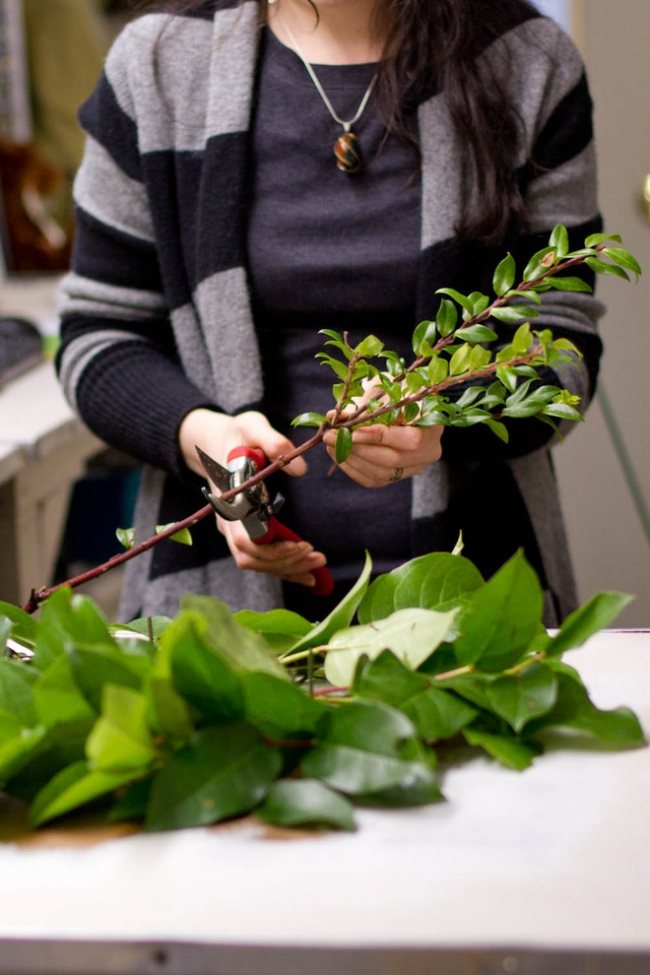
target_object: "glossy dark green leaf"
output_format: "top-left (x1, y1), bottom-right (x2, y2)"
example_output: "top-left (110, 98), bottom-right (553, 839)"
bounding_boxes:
top-left (285, 551), bottom-right (372, 656)
top-left (601, 247), bottom-right (641, 277)
top-left (180, 594), bottom-right (288, 679)
top-left (0, 726), bottom-right (47, 789)
top-left (358, 551), bottom-right (484, 623)
top-left (242, 671), bottom-right (323, 737)
top-left (164, 613), bottom-right (245, 723)
top-left (412, 319), bottom-right (437, 355)
top-left (107, 775), bottom-right (153, 823)
top-left (492, 253), bottom-right (516, 296)
top-left (523, 246), bottom-right (555, 281)
top-left (435, 287), bottom-right (474, 313)
top-left (463, 727), bottom-right (537, 770)
top-left (550, 224), bottom-right (569, 259)
top-left (67, 646), bottom-right (146, 713)
top-left (354, 334), bottom-right (384, 358)
top-left (546, 276), bottom-right (593, 293)
top-left (334, 427), bottom-right (353, 464)
top-left (455, 324), bottom-right (498, 344)
top-left (120, 616), bottom-right (172, 641)
top-left (584, 232), bottom-right (622, 247)
top-left (145, 723), bottom-right (282, 831)
top-left (585, 256), bottom-right (629, 280)
top-left (291, 411), bottom-right (330, 429)
top-left (530, 673), bottom-right (645, 747)
top-left (29, 760), bottom-right (135, 827)
top-left (545, 591), bottom-right (633, 658)
top-left (435, 299), bottom-right (458, 337)
top-left (489, 306), bottom-right (538, 324)
top-left (31, 588), bottom-right (117, 673)
top-left (485, 663), bottom-right (558, 733)
top-left (454, 550), bottom-right (543, 671)
top-left (257, 779), bottom-right (356, 831)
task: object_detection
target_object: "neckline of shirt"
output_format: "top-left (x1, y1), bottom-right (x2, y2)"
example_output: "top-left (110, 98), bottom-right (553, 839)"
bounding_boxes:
top-left (263, 26), bottom-right (378, 90)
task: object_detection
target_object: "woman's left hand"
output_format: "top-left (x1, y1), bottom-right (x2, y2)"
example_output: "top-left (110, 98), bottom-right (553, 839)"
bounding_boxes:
top-left (322, 422), bottom-right (444, 488)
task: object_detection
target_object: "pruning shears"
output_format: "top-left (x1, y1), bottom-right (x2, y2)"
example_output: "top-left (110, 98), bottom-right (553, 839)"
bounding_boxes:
top-left (196, 444), bottom-right (334, 597)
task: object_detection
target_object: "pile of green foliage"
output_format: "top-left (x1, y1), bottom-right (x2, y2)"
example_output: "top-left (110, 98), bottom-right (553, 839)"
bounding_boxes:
top-left (0, 549), bottom-right (645, 833)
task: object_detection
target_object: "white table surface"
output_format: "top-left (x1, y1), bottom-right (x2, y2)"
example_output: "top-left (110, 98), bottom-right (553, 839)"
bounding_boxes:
top-left (0, 630), bottom-right (649, 974)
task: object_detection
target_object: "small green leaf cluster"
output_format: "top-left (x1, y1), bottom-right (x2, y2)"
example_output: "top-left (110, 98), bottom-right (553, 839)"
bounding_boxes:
top-left (0, 546), bottom-right (644, 835)
top-left (292, 228), bottom-right (641, 462)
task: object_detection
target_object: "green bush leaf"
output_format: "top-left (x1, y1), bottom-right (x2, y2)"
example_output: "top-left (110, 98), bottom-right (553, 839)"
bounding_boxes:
top-left (492, 253), bottom-right (516, 296)
top-left (324, 607), bottom-right (458, 687)
top-left (602, 247), bottom-right (642, 277)
top-left (32, 655), bottom-right (95, 727)
top-left (155, 524), bottom-right (193, 546)
top-left (485, 663), bottom-right (558, 733)
top-left (354, 334), bottom-right (384, 358)
top-left (257, 779), bottom-right (356, 831)
top-left (435, 299), bottom-right (458, 337)
top-left (29, 760), bottom-right (135, 827)
top-left (0, 602), bottom-right (38, 647)
top-left (180, 595), bottom-right (288, 679)
top-left (335, 427), bottom-right (353, 464)
top-left (116, 527), bottom-right (135, 550)
top-left (0, 658), bottom-right (38, 725)
top-left (545, 591), bottom-right (634, 658)
top-left (285, 552), bottom-right (372, 656)
top-left (358, 551), bottom-right (483, 623)
top-left (454, 551), bottom-right (543, 671)
top-left (234, 608), bottom-right (312, 651)
top-left (86, 685), bottom-right (156, 772)
top-left (455, 324), bottom-right (498, 344)
top-left (585, 256), bottom-right (629, 280)
top-left (145, 723), bottom-right (282, 831)
top-left (0, 726), bottom-right (47, 789)
top-left (550, 224), bottom-right (569, 259)
top-left (242, 671), bottom-right (323, 737)
top-left (463, 728), bottom-right (537, 771)
top-left (302, 701), bottom-right (438, 798)
top-left (490, 306), bottom-right (538, 324)
top-left (291, 411), bottom-right (330, 429)
top-left (531, 674), bottom-right (645, 747)
top-left (165, 614), bottom-right (245, 723)
top-left (546, 275), bottom-right (593, 293)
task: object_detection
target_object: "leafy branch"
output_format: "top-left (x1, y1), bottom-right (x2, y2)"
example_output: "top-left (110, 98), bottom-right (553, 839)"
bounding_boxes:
top-left (22, 227), bottom-right (640, 612)
top-left (0, 547), bottom-right (645, 834)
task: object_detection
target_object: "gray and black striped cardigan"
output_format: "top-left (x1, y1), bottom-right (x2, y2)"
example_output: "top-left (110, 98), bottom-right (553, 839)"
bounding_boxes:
top-left (57, 0), bottom-right (603, 624)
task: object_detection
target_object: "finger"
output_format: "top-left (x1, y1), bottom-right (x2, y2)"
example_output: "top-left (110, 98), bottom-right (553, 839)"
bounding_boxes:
top-left (237, 411), bottom-right (308, 477)
top-left (219, 518), bottom-right (328, 577)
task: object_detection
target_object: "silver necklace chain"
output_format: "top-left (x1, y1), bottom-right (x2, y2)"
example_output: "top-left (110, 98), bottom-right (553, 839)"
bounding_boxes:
top-left (274, 11), bottom-right (377, 133)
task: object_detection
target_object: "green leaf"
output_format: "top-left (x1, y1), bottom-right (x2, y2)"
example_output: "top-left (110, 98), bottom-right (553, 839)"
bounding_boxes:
top-left (354, 334), bottom-right (384, 358)
top-left (324, 607), bottom-right (458, 687)
top-left (601, 247), bottom-right (642, 277)
top-left (285, 552), bottom-right (372, 656)
top-left (257, 779), bottom-right (356, 831)
top-left (242, 671), bottom-right (323, 737)
top-left (546, 275), bottom-right (593, 293)
top-left (155, 524), bottom-right (193, 546)
top-left (234, 608), bottom-right (312, 651)
top-left (291, 411), bottom-right (329, 429)
top-left (164, 614), bottom-right (245, 722)
top-left (86, 685), bottom-right (156, 772)
top-left (29, 760), bottom-right (135, 827)
top-left (67, 646), bottom-right (145, 713)
top-left (531, 674), bottom-right (646, 747)
top-left (32, 655), bottom-right (95, 727)
top-left (427, 355), bottom-right (448, 386)
top-left (542, 403), bottom-right (583, 422)
top-left (585, 257), bottom-right (629, 280)
top-left (122, 616), bottom-right (172, 641)
top-left (354, 651), bottom-right (477, 740)
top-left (0, 602), bottom-right (38, 647)
top-left (545, 591), bottom-right (634, 658)
top-left (485, 663), bottom-right (558, 733)
top-left (584, 232), bottom-right (622, 247)
top-left (180, 594), bottom-right (288, 679)
top-left (490, 306), bottom-right (538, 324)
top-left (116, 527), bottom-right (135, 550)
top-left (463, 728), bottom-right (537, 771)
top-left (0, 726), bottom-right (47, 789)
top-left (435, 287), bottom-right (474, 314)
top-left (492, 253), bottom-right (516, 296)
top-left (302, 701), bottom-right (438, 798)
top-left (454, 551), bottom-right (543, 671)
top-left (435, 299), bottom-right (458, 337)
top-left (107, 776), bottom-right (153, 823)
top-left (523, 246), bottom-right (555, 281)
top-left (0, 658), bottom-right (38, 725)
top-left (449, 343), bottom-right (472, 376)
top-left (550, 224), bottom-right (569, 259)
top-left (455, 324), bottom-right (498, 344)
top-left (358, 551), bottom-right (484, 623)
top-left (334, 427), bottom-right (353, 464)
top-left (145, 723), bottom-right (282, 831)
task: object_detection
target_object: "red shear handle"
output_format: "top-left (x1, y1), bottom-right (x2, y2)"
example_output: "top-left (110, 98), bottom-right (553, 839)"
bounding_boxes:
top-left (257, 517), bottom-right (334, 597)
top-left (226, 447), bottom-right (334, 597)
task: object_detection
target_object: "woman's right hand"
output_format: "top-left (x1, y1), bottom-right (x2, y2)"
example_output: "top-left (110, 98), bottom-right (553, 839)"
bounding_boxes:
top-left (177, 408), bottom-right (328, 587)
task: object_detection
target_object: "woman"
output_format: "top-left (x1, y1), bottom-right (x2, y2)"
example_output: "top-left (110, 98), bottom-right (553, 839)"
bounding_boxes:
top-left (56, 0), bottom-right (603, 624)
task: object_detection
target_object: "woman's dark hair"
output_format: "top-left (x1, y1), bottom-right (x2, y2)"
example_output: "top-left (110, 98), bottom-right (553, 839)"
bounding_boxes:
top-left (147, 0), bottom-right (543, 243)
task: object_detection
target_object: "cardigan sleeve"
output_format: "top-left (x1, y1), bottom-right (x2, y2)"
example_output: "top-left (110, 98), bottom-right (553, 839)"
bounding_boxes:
top-left (56, 23), bottom-right (220, 478)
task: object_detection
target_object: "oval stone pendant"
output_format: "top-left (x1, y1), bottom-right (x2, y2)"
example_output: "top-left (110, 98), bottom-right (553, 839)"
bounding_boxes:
top-left (333, 131), bottom-right (363, 174)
